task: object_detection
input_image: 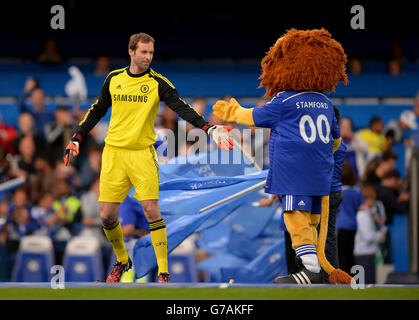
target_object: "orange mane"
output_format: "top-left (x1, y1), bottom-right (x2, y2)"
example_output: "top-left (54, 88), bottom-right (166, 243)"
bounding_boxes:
top-left (259, 28), bottom-right (348, 97)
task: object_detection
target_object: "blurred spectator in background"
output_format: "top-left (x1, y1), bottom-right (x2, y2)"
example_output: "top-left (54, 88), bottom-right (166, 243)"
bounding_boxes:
top-left (390, 40), bottom-right (405, 62)
top-left (44, 105), bottom-right (75, 166)
top-left (192, 97), bottom-right (207, 116)
top-left (30, 191), bottom-right (55, 236)
top-left (48, 178), bottom-right (82, 263)
top-left (0, 199), bottom-right (8, 242)
top-left (384, 130), bottom-right (395, 154)
top-left (21, 76), bottom-right (40, 100)
top-left (362, 158), bottom-right (379, 184)
top-left (336, 160), bottom-right (364, 275)
top-left (377, 169), bottom-right (409, 227)
top-left (376, 169), bottom-right (409, 263)
top-left (1, 187), bottom-right (37, 277)
top-left (94, 55), bottom-right (111, 77)
top-left (74, 110), bottom-right (103, 149)
top-left (9, 135), bottom-right (38, 179)
top-left (4, 186), bottom-right (36, 248)
top-left (388, 40), bottom-right (405, 76)
top-left (80, 176), bottom-right (107, 244)
top-left (414, 91), bottom-right (419, 119)
top-left (339, 116), bottom-right (369, 179)
top-left (354, 183), bottom-right (387, 284)
top-left (186, 97), bottom-right (207, 133)
top-left (384, 110), bottom-right (417, 168)
top-left (384, 110), bottom-right (418, 143)
top-left (29, 155), bottom-right (56, 204)
top-left (161, 106), bottom-right (180, 155)
top-left (241, 98), bottom-right (271, 170)
top-left (221, 95), bottom-right (233, 102)
top-left (0, 146), bottom-right (12, 183)
top-left (0, 198), bottom-right (9, 280)
top-left (412, 92), bottom-right (419, 147)
top-left (363, 151), bottom-right (398, 189)
top-left (54, 160), bottom-right (76, 185)
top-left (51, 178), bottom-right (82, 234)
top-left (0, 116), bottom-right (18, 155)
top-left (388, 58), bottom-right (402, 76)
top-left (355, 116), bottom-right (387, 160)
top-left (348, 58), bottom-right (363, 75)
top-left (19, 87), bottom-right (54, 137)
top-left (37, 39), bottom-right (63, 66)
top-left (13, 112), bottom-right (47, 156)
top-left (208, 110), bottom-right (224, 126)
top-left (77, 145), bottom-right (102, 192)
top-left (78, 110), bottom-right (108, 146)
top-left (161, 105), bottom-right (178, 132)
top-left (17, 77), bottom-right (41, 135)
top-left (184, 97), bottom-right (208, 154)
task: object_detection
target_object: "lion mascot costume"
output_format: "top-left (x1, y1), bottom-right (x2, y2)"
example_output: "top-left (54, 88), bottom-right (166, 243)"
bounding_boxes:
top-left (213, 28), bottom-right (352, 284)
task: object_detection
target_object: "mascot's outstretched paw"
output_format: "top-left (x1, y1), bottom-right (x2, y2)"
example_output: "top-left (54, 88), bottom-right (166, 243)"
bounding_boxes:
top-left (212, 98), bottom-right (240, 122)
top-left (212, 98), bottom-right (254, 126)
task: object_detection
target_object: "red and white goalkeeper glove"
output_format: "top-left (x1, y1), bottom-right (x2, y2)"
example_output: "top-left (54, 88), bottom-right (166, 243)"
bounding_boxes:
top-left (63, 134), bottom-right (81, 166)
top-left (205, 125), bottom-right (234, 151)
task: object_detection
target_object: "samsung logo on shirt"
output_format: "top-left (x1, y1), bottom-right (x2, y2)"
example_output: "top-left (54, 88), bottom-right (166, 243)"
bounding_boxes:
top-left (113, 94), bottom-right (148, 103)
top-left (296, 101), bottom-right (328, 109)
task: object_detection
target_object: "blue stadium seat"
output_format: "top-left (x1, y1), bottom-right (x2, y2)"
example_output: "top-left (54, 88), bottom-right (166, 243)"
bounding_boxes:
top-left (0, 104), bottom-right (20, 128)
top-left (11, 235), bottom-right (54, 282)
top-left (1, 62), bottom-right (419, 98)
top-left (63, 236), bottom-right (104, 282)
top-left (168, 253), bottom-right (198, 282)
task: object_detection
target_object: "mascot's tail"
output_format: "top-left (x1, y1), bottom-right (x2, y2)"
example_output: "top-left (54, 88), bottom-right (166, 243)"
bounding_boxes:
top-left (317, 195), bottom-right (353, 284)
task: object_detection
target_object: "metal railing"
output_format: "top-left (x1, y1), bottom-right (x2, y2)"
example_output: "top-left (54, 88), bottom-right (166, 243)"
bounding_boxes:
top-left (408, 147), bottom-right (419, 273)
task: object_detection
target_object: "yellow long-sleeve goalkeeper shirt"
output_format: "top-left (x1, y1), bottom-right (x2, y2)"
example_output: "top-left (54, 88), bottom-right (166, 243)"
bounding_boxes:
top-left (77, 67), bottom-right (208, 150)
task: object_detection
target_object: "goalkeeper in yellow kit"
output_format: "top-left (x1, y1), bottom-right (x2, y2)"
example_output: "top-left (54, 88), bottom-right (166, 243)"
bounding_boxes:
top-left (63, 33), bottom-right (233, 283)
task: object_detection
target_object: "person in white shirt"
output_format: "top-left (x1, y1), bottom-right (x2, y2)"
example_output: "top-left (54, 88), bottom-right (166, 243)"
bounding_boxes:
top-left (354, 183), bottom-right (387, 284)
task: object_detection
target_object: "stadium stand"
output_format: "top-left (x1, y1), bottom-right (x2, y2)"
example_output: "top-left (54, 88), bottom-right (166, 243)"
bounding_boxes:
top-left (1, 61), bottom-right (419, 98)
top-left (62, 236), bottom-right (104, 282)
top-left (11, 235), bottom-right (54, 282)
top-left (168, 254), bottom-right (199, 282)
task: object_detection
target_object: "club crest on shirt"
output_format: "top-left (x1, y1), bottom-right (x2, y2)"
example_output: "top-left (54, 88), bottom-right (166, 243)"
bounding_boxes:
top-left (140, 84), bottom-right (150, 93)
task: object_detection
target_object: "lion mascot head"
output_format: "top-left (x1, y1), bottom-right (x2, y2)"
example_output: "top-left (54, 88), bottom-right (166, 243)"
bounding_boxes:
top-left (259, 28), bottom-right (348, 97)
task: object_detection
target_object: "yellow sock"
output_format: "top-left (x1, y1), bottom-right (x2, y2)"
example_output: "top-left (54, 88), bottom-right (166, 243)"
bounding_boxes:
top-left (103, 220), bottom-right (129, 264)
top-left (283, 210), bottom-right (317, 249)
top-left (149, 219), bottom-right (168, 274)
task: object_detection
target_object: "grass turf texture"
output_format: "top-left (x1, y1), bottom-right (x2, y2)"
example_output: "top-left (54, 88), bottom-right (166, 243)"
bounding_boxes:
top-left (0, 287), bottom-right (418, 300)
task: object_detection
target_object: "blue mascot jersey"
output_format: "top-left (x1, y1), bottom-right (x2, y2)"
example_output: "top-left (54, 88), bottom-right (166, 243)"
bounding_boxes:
top-left (252, 91), bottom-right (340, 196)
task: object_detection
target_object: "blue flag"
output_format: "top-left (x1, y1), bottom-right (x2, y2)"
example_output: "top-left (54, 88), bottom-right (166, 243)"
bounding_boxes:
top-left (221, 236), bottom-right (288, 283)
top-left (163, 148), bottom-right (259, 178)
top-left (131, 150), bottom-right (268, 279)
top-left (129, 170), bottom-right (268, 216)
top-left (195, 252), bottom-right (250, 283)
top-left (133, 187), bottom-right (259, 278)
top-left (196, 194), bottom-right (279, 254)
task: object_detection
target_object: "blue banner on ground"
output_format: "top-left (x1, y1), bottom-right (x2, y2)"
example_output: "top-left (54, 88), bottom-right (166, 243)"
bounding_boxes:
top-left (163, 148), bottom-right (259, 178)
top-left (196, 194), bottom-right (279, 254)
top-left (133, 189), bottom-right (258, 278)
top-left (221, 236), bottom-right (288, 283)
top-left (129, 169), bottom-right (268, 216)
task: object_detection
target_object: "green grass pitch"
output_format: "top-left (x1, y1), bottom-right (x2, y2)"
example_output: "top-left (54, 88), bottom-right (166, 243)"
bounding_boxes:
top-left (0, 286), bottom-right (418, 300)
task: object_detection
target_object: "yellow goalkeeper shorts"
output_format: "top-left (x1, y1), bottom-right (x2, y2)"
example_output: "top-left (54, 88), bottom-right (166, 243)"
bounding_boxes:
top-left (99, 144), bottom-right (159, 203)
